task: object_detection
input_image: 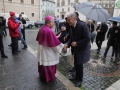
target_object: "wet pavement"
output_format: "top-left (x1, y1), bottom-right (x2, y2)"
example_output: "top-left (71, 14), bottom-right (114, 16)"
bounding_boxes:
top-left (0, 30), bottom-right (67, 90)
top-left (25, 29), bottom-right (120, 90)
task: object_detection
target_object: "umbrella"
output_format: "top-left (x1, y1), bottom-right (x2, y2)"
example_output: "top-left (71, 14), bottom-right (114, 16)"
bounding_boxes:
top-left (108, 16), bottom-right (120, 22)
top-left (74, 2), bottom-right (110, 22)
top-left (54, 18), bottom-right (62, 23)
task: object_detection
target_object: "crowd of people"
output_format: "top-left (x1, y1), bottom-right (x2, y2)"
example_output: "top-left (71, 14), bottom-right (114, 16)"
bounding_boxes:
top-left (0, 12), bottom-right (28, 58)
top-left (36, 12), bottom-right (120, 87)
top-left (0, 11), bottom-right (120, 88)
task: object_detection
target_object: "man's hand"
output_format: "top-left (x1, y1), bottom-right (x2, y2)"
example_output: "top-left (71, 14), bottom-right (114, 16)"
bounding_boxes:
top-left (115, 30), bottom-right (118, 33)
top-left (64, 36), bottom-right (67, 41)
top-left (63, 45), bottom-right (68, 51)
top-left (97, 30), bottom-right (100, 32)
top-left (71, 42), bottom-right (77, 47)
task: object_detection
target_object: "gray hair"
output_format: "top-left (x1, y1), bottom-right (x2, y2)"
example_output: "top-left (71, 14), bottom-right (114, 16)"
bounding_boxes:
top-left (67, 13), bottom-right (77, 19)
top-left (45, 18), bottom-right (53, 24)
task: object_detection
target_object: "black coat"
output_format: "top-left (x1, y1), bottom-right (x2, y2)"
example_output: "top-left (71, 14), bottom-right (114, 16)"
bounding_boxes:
top-left (115, 27), bottom-right (120, 50)
top-left (67, 21), bottom-right (91, 64)
top-left (107, 27), bottom-right (118, 46)
top-left (58, 30), bottom-right (68, 44)
top-left (0, 17), bottom-right (4, 37)
top-left (87, 23), bottom-right (94, 33)
top-left (96, 23), bottom-right (108, 41)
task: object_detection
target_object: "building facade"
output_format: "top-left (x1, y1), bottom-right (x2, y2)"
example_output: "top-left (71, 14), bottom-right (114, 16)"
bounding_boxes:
top-left (0, 0), bottom-right (42, 21)
top-left (42, 0), bottom-right (55, 20)
top-left (89, 0), bottom-right (116, 17)
top-left (113, 0), bottom-right (120, 17)
top-left (55, 0), bottom-right (88, 21)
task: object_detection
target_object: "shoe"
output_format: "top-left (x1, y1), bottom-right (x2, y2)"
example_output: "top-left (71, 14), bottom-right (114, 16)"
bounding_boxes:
top-left (16, 50), bottom-right (21, 52)
top-left (1, 55), bottom-right (8, 58)
top-left (8, 44), bottom-right (11, 47)
top-left (22, 45), bottom-right (28, 49)
top-left (12, 52), bottom-right (19, 54)
top-left (74, 81), bottom-right (82, 87)
top-left (101, 56), bottom-right (106, 60)
top-left (69, 67), bottom-right (75, 72)
top-left (111, 57), bottom-right (113, 59)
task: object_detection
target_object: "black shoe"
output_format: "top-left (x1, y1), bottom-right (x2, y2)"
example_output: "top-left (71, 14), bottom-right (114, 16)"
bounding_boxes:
top-left (8, 44), bottom-right (11, 47)
top-left (22, 46), bottom-right (28, 49)
top-left (69, 76), bottom-right (75, 81)
top-left (69, 67), bottom-right (75, 72)
top-left (74, 81), bottom-right (82, 87)
top-left (1, 55), bottom-right (8, 58)
top-left (12, 52), bottom-right (19, 54)
top-left (16, 50), bottom-right (21, 52)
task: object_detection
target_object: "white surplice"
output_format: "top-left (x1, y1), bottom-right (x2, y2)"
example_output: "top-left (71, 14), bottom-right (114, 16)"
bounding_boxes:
top-left (37, 43), bottom-right (64, 66)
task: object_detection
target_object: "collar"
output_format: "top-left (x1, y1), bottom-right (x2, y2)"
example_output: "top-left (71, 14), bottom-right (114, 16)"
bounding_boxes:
top-left (74, 21), bottom-right (77, 28)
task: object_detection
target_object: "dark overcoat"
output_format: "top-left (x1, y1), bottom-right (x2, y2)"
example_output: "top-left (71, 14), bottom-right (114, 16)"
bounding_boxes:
top-left (107, 27), bottom-right (118, 46)
top-left (96, 23), bottom-right (108, 41)
top-left (67, 21), bottom-right (91, 65)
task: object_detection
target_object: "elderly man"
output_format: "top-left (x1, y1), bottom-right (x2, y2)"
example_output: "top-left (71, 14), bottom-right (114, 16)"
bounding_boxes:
top-left (8, 12), bottom-right (20, 54)
top-left (36, 16), bottom-right (64, 83)
top-left (63, 13), bottom-right (91, 87)
top-left (87, 20), bottom-right (94, 33)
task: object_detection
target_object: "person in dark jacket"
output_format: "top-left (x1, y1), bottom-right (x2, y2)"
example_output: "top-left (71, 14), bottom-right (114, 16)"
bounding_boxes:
top-left (102, 21), bottom-right (118, 60)
top-left (0, 16), bottom-right (8, 58)
top-left (96, 22), bottom-right (108, 53)
top-left (63, 13), bottom-right (91, 87)
top-left (114, 26), bottom-right (120, 64)
top-left (2, 17), bottom-right (7, 37)
top-left (87, 20), bottom-right (94, 33)
top-left (57, 25), bottom-right (68, 44)
top-left (18, 14), bottom-right (26, 40)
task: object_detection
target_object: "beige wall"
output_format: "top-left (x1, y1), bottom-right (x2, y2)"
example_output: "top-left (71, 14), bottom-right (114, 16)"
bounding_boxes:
top-left (0, 0), bottom-right (42, 21)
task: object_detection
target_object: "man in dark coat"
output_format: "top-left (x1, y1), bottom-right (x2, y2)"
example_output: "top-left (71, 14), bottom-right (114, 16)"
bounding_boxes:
top-left (18, 14), bottom-right (26, 40)
top-left (87, 20), bottom-right (94, 33)
top-left (114, 26), bottom-right (120, 64)
top-left (63, 13), bottom-right (91, 87)
top-left (0, 16), bottom-right (8, 58)
top-left (102, 21), bottom-right (118, 60)
top-left (96, 22), bottom-right (108, 53)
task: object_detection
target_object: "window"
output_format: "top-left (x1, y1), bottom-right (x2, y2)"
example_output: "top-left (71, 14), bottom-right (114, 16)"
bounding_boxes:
top-left (31, 0), bottom-right (34, 4)
top-left (57, 0), bottom-right (60, 7)
top-left (61, 0), bottom-right (65, 6)
top-left (57, 9), bottom-right (59, 12)
top-left (62, 8), bottom-right (64, 12)
top-left (68, 7), bottom-right (70, 12)
top-left (57, 15), bottom-right (59, 18)
top-left (68, 0), bottom-right (70, 5)
top-left (21, 0), bottom-right (24, 3)
top-left (31, 13), bottom-right (34, 17)
top-left (21, 12), bottom-right (24, 14)
top-left (8, 0), bottom-right (12, 1)
top-left (76, 0), bottom-right (79, 3)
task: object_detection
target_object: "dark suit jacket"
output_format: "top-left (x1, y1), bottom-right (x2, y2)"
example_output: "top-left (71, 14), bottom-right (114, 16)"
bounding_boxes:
top-left (87, 23), bottom-right (94, 33)
top-left (96, 23), bottom-right (108, 41)
top-left (67, 21), bottom-right (91, 64)
top-left (107, 27), bottom-right (118, 46)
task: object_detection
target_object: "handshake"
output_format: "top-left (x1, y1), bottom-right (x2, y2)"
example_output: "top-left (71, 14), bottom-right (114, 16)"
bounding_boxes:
top-left (62, 45), bottom-right (68, 53)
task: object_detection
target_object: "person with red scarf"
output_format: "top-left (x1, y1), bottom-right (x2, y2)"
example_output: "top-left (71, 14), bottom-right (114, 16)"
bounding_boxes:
top-left (8, 12), bottom-right (20, 54)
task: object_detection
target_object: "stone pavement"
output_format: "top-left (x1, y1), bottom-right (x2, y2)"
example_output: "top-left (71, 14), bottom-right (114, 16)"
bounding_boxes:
top-left (0, 32), bottom-right (67, 90)
top-left (25, 29), bottom-right (120, 90)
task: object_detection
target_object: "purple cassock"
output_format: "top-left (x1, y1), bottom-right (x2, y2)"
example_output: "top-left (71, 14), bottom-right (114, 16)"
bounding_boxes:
top-left (36, 16), bottom-right (62, 82)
